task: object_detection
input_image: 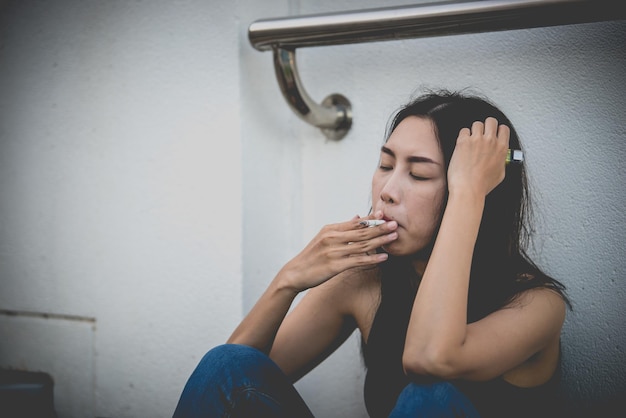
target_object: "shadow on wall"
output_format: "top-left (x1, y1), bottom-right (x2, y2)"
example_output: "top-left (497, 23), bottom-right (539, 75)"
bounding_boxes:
top-left (563, 396), bottom-right (624, 418)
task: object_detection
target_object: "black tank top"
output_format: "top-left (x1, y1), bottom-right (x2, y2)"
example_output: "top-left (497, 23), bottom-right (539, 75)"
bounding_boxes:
top-left (362, 342), bottom-right (564, 418)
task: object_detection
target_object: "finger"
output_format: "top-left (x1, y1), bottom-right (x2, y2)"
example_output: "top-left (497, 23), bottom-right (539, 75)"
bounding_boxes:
top-left (333, 218), bottom-right (369, 232)
top-left (344, 230), bottom-right (395, 252)
top-left (342, 230), bottom-right (398, 256)
top-left (346, 252), bottom-right (389, 266)
top-left (483, 117), bottom-right (499, 140)
top-left (471, 121), bottom-right (484, 136)
top-left (497, 124), bottom-right (510, 145)
top-left (456, 127), bottom-right (471, 146)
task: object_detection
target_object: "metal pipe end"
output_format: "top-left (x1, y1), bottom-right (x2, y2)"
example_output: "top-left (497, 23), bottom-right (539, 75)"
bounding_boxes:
top-left (320, 93), bottom-right (352, 140)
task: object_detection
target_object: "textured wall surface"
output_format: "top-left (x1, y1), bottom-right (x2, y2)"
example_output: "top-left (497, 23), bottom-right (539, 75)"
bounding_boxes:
top-left (1, 0), bottom-right (624, 417)
top-left (0, 1), bottom-right (243, 417)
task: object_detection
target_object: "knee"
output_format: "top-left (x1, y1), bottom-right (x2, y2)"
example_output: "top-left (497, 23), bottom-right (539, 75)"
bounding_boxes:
top-left (175, 345), bottom-right (274, 416)
top-left (401, 381), bottom-right (459, 406)
top-left (200, 344), bottom-right (268, 365)
top-left (393, 381), bottom-right (479, 417)
top-left (201, 343), bottom-right (265, 363)
top-left (194, 344), bottom-right (278, 379)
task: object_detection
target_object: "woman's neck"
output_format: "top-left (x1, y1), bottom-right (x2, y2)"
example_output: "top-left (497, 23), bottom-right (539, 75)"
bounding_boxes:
top-left (412, 258), bottom-right (428, 277)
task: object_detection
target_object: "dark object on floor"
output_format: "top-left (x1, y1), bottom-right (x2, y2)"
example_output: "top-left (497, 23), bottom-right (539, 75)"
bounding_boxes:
top-left (0, 369), bottom-right (57, 418)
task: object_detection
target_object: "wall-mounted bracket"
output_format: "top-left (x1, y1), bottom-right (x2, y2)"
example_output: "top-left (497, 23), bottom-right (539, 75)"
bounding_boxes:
top-left (273, 47), bottom-right (351, 140)
top-left (249, 0), bottom-right (624, 140)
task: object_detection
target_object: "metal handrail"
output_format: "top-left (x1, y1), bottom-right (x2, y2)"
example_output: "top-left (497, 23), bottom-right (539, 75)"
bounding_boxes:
top-left (248, 0), bottom-right (624, 139)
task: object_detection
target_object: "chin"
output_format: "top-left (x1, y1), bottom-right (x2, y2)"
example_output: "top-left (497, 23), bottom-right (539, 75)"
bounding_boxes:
top-left (381, 242), bottom-right (410, 257)
top-left (382, 240), bottom-right (428, 258)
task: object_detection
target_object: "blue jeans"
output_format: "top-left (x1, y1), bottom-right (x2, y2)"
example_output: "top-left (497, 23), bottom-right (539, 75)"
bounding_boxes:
top-left (173, 344), bottom-right (481, 418)
top-left (388, 381), bottom-right (481, 418)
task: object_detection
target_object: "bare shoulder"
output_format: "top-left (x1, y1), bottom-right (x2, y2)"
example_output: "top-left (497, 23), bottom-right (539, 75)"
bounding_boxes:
top-left (511, 287), bottom-right (567, 322)
top-left (501, 287), bottom-right (567, 339)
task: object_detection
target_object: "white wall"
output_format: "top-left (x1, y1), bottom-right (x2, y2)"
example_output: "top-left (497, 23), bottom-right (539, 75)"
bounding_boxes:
top-left (1, 1), bottom-right (624, 417)
top-left (0, 1), bottom-right (243, 417)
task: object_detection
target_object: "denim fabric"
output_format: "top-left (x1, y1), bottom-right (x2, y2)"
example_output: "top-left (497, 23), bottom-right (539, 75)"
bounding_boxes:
top-left (172, 344), bottom-right (314, 418)
top-left (388, 381), bottom-right (481, 418)
top-left (173, 344), bottom-right (480, 418)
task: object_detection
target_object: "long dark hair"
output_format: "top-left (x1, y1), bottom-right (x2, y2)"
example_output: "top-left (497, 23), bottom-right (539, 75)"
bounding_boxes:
top-left (361, 89), bottom-right (570, 416)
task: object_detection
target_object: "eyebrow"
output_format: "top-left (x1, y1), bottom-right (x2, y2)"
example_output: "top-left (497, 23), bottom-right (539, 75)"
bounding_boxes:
top-left (380, 146), bottom-right (440, 165)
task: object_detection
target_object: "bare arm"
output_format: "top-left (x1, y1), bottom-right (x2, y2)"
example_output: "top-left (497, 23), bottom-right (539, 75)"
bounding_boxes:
top-left (403, 118), bottom-right (565, 381)
top-left (269, 267), bottom-right (377, 381)
top-left (227, 215), bottom-right (397, 358)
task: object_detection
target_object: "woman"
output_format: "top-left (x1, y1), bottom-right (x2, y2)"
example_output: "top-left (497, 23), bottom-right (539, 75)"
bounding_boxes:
top-left (173, 89), bottom-right (570, 417)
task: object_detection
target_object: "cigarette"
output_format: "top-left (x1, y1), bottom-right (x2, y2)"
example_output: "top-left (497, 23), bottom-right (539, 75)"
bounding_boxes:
top-left (359, 219), bottom-right (386, 227)
top-left (506, 149), bottom-right (524, 164)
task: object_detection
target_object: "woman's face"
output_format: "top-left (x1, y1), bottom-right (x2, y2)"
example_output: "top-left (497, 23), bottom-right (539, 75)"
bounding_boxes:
top-left (371, 116), bottom-right (447, 256)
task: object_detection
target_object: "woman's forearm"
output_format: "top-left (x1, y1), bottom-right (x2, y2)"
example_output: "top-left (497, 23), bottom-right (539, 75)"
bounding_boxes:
top-left (403, 190), bottom-right (484, 375)
top-left (227, 269), bottom-right (300, 353)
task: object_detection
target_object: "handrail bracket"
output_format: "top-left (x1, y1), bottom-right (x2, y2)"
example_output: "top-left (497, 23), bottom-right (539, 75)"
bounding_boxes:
top-left (273, 47), bottom-right (352, 140)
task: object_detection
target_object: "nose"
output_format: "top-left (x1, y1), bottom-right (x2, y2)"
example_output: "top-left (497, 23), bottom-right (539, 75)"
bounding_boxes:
top-left (379, 175), bottom-right (400, 204)
top-left (380, 190), bottom-right (394, 204)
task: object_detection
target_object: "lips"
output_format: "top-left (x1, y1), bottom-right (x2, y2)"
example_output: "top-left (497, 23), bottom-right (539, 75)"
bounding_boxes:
top-left (381, 214), bottom-right (397, 226)
top-left (375, 207), bottom-right (399, 227)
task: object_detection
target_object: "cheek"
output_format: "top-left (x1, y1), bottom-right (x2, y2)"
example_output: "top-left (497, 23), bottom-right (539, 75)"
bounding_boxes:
top-left (428, 186), bottom-right (447, 219)
top-left (408, 185), bottom-right (446, 233)
top-left (413, 182), bottom-right (445, 210)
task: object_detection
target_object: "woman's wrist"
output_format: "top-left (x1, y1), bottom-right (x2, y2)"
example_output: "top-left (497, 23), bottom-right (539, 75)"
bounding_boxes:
top-left (447, 187), bottom-right (486, 209)
top-left (274, 266), bottom-right (306, 296)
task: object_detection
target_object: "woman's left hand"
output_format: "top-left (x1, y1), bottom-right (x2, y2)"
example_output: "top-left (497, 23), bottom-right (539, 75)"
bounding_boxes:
top-left (447, 117), bottom-right (510, 198)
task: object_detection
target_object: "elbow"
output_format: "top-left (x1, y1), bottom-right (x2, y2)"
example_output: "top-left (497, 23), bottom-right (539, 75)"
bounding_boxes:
top-left (402, 346), bottom-right (459, 380)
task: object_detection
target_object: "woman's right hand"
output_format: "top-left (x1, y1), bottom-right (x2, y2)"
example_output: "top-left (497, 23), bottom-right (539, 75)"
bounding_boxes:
top-left (278, 213), bottom-right (398, 292)
top-left (447, 117), bottom-right (510, 198)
